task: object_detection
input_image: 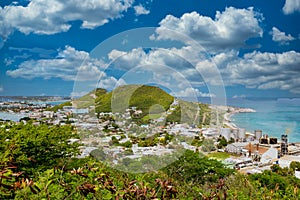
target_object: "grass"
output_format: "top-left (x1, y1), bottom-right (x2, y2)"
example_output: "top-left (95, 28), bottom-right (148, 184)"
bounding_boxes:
top-left (207, 152), bottom-right (231, 160)
top-left (142, 113), bottom-right (163, 121)
top-left (95, 85), bottom-right (174, 115)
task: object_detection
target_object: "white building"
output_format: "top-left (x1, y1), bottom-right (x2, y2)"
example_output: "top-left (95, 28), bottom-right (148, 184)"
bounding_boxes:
top-left (260, 148), bottom-right (278, 164)
top-left (43, 111), bottom-right (54, 118)
top-left (279, 155), bottom-right (300, 168)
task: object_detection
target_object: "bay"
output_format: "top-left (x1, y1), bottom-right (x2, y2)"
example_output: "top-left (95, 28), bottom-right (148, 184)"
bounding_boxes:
top-left (0, 112), bottom-right (27, 122)
top-left (229, 98), bottom-right (300, 142)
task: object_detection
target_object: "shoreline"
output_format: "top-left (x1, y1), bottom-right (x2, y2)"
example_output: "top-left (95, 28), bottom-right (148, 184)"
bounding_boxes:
top-left (223, 107), bottom-right (256, 130)
top-left (0, 111), bottom-right (28, 122)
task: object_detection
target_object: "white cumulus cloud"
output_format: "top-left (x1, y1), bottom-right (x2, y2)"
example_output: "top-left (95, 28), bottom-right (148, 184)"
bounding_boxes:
top-left (106, 46), bottom-right (226, 90)
top-left (153, 7), bottom-right (263, 51)
top-left (106, 45), bottom-right (300, 94)
top-left (224, 51), bottom-right (300, 93)
top-left (172, 88), bottom-right (215, 98)
top-left (134, 4), bottom-right (150, 16)
top-left (0, 0), bottom-right (134, 39)
top-left (283, 0), bottom-right (300, 14)
top-left (270, 27), bottom-right (295, 45)
top-left (6, 46), bottom-right (106, 81)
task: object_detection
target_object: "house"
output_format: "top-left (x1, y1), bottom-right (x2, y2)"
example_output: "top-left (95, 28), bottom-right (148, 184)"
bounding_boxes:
top-left (43, 111), bottom-right (54, 118)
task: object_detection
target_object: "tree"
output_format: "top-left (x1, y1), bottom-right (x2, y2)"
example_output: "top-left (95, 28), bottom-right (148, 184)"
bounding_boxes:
top-left (217, 136), bottom-right (228, 149)
top-left (0, 122), bottom-right (80, 198)
top-left (290, 161), bottom-right (300, 172)
top-left (271, 164), bottom-right (281, 173)
top-left (0, 122), bottom-right (79, 174)
top-left (201, 139), bottom-right (216, 152)
top-left (163, 150), bottom-right (234, 185)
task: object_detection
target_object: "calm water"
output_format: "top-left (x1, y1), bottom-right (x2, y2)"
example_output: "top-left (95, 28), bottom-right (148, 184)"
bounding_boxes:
top-left (1, 97), bottom-right (300, 142)
top-left (0, 112), bottom-right (27, 122)
top-left (28, 100), bottom-right (68, 105)
top-left (229, 98), bottom-right (300, 142)
top-left (0, 100), bottom-right (68, 121)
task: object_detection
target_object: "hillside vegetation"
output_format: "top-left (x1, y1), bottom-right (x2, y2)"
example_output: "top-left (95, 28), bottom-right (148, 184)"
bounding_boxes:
top-left (95, 85), bottom-right (174, 115)
top-left (47, 101), bottom-right (72, 112)
top-left (49, 84), bottom-right (213, 126)
top-left (1, 122), bottom-right (300, 199)
top-left (48, 88), bottom-right (108, 112)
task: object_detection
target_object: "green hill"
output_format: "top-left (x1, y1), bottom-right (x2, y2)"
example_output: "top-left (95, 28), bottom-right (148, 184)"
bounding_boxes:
top-left (73, 88), bottom-right (107, 109)
top-left (48, 88), bottom-right (107, 112)
top-left (51, 84), bottom-right (212, 126)
top-left (95, 85), bottom-right (174, 116)
top-left (68, 84), bottom-right (174, 116)
top-left (46, 101), bottom-right (72, 112)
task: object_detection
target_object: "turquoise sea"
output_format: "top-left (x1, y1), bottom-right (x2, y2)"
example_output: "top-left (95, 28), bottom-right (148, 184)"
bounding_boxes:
top-left (0, 112), bottom-right (27, 122)
top-left (1, 97), bottom-right (300, 142)
top-left (229, 98), bottom-right (300, 142)
top-left (0, 100), bottom-right (67, 122)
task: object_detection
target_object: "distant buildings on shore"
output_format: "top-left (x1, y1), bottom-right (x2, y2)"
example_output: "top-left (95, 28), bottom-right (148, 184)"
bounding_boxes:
top-left (1, 100), bottom-right (300, 178)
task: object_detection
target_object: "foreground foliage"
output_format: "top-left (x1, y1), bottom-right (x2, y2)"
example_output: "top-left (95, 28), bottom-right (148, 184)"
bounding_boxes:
top-left (1, 122), bottom-right (300, 199)
top-left (0, 122), bottom-right (79, 198)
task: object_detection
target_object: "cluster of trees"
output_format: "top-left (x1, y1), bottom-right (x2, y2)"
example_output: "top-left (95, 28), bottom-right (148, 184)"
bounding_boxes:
top-left (95, 85), bottom-right (174, 116)
top-left (109, 136), bottom-right (133, 148)
top-left (166, 102), bottom-right (211, 127)
top-left (128, 132), bottom-right (174, 147)
top-left (0, 122), bottom-right (79, 199)
top-left (216, 136), bottom-right (234, 149)
top-left (1, 122), bottom-right (300, 199)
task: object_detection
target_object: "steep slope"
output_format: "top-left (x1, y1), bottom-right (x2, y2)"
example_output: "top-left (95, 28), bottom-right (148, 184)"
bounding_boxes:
top-left (95, 85), bottom-right (174, 115)
top-left (51, 84), bottom-right (212, 126)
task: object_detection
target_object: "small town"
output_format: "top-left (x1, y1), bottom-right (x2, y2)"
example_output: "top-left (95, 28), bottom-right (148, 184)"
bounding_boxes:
top-left (1, 98), bottom-right (300, 178)
top-left (1, 0), bottom-right (299, 198)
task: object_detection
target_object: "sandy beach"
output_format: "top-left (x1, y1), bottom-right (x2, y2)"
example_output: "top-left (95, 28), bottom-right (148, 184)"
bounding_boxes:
top-left (223, 107), bottom-right (256, 130)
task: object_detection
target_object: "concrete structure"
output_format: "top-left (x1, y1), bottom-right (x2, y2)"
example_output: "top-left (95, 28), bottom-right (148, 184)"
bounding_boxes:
top-left (225, 142), bottom-right (248, 154)
top-left (43, 111), bottom-right (54, 118)
top-left (232, 129), bottom-right (238, 140)
top-left (224, 157), bottom-right (252, 169)
top-left (254, 130), bottom-right (262, 140)
top-left (288, 145), bottom-right (300, 155)
top-left (220, 128), bottom-right (231, 141)
top-left (281, 134), bottom-right (289, 155)
top-left (244, 143), bottom-right (269, 155)
top-left (279, 155), bottom-right (300, 168)
top-left (260, 148), bottom-right (278, 164)
top-left (238, 128), bottom-right (246, 141)
top-left (202, 128), bottom-right (218, 138)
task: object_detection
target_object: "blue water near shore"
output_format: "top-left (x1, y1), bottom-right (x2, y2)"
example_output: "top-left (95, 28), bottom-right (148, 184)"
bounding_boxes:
top-left (1, 96), bottom-right (299, 142)
top-left (28, 100), bottom-right (68, 105)
top-left (0, 112), bottom-right (27, 122)
top-left (0, 100), bottom-right (68, 121)
top-left (228, 98), bottom-right (300, 142)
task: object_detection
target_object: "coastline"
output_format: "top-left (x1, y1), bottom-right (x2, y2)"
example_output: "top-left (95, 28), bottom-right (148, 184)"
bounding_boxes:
top-left (223, 107), bottom-right (256, 130)
top-left (0, 111), bottom-right (27, 122)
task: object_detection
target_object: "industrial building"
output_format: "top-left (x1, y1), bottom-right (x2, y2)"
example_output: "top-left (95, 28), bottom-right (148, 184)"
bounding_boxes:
top-left (220, 128), bottom-right (246, 142)
top-left (281, 134), bottom-right (289, 156)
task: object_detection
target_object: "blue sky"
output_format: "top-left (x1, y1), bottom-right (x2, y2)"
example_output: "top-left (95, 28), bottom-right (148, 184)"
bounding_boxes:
top-left (0, 0), bottom-right (299, 99)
